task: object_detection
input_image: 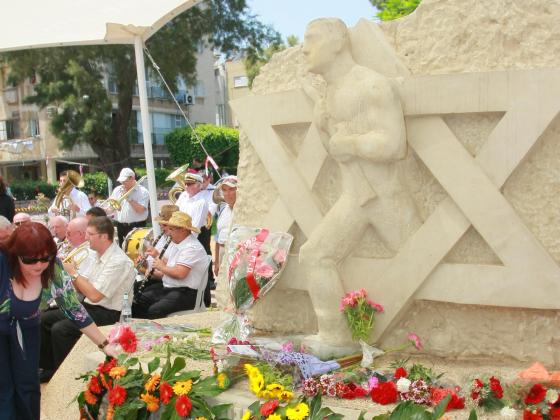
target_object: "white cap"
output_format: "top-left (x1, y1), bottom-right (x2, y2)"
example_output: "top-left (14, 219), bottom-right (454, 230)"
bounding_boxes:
top-left (117, 167), bottom-right (135, 183)
top-left (184, 173), bottom-right (203, 184)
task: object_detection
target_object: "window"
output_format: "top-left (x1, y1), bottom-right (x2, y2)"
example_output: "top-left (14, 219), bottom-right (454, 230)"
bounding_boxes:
top-left (136, 112), bottom-right (178, 145)
top-left (30, 119), bottom-right (40, 137)
top-left (194, 80), bottom-right (205, 98)
top-left (0, 121), bottom-right (6, 141)
top-left (233, 76), bottom-right (249, 88)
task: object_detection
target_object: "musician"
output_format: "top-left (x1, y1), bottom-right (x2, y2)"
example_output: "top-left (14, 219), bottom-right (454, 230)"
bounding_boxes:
top-left (48, 215), bottom-right (68, 248)
top-left (109, 168), bottom-right (149, 246)
top-left (213, 176), bottom-right (237, 276)
top-left (48, 170), bottom-right (91, 219)
top-left (87, 190), bottom-right (102, 208)
top-left (86, 206), bottom-right (107, 221)
top-left (13, 212), bottom-right (31, 226)
top-left (40, 216), bottom-right (134, 379)
top-left (133, 204), bottom-right (178, 297)
top-left (175, 173), bottom-right (208, 232)
top-left (131, 212), bottom-right (208, 319)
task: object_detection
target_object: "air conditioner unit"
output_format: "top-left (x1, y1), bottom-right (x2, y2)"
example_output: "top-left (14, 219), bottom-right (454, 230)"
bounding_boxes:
top-left (46, 106), bottom-right (57, 119)
top-left (186, 94), bottom-right (195, 105)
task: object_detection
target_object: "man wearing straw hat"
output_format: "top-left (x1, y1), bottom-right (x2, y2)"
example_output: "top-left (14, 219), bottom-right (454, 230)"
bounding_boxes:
top-left (131, 211), bottom-right (208, 319)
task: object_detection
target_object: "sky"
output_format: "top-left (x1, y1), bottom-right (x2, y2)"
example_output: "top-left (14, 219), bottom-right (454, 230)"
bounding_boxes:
top-left (248, 0), bottom-right (376, 42)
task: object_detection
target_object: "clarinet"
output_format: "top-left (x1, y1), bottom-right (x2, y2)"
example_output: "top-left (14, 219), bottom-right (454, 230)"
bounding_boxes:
top-left (135, 236), bottom-right (172, 298)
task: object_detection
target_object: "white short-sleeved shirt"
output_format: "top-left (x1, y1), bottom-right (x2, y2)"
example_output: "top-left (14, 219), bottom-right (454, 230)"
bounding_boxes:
top-left (175, 192), bottom-right (208, 231)
top-left (110, 184), bottom-right (149, 223)
top-left (162, 235), bottom-right (208, 289)
top-left (81, 242), bottom-right (135, 311)
top-left (146, 233), bottom-right (171, 271)
top-left (216, 205), bottom-right (233, 245)
top-left (197, 187), bottom-right (218, 216)
top-left (48, 187), bottom-right (91, 219)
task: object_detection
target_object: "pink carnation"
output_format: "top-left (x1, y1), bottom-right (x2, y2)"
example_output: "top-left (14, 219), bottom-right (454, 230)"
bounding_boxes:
top-left (255, 263), bottom-right (274, 278)
top-left (407, 332), bottom-right (423, 351)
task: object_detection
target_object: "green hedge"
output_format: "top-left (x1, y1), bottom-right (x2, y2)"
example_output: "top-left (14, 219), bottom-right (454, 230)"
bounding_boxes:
top-left (83, 172), bottom-right (109, 197)
top-left (11, 180), bottom-right (57, 200)
top-left (165, 124), bottom-right (239, 173)
top-left (133, 167), bottom-right (173, 187)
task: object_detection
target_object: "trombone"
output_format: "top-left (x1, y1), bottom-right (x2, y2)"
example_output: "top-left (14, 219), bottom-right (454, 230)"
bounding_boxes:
top-left (62, 241), bottom-right (90, 268)
top-left (99, 175), bottom-right (148, 211)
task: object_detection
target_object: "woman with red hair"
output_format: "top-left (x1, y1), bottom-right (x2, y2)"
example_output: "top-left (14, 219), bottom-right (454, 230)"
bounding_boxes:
top-left (0, 222), bottom-right (115, 419)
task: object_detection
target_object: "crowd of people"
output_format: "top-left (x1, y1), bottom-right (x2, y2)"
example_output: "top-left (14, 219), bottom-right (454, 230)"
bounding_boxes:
top-left (0, 163), bottom-right (238, 418)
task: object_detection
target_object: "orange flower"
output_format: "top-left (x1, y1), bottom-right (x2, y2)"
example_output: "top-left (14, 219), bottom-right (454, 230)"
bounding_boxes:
top-left (140, 393), bottom-right (160, 412)
top-left (106, 404), bottom-right (115, 420)
top-left (145, 373), bottom-right (161, 392)
top-left (109, 366), bottom-right (127, 379)
top-left (83, 390), bottom-right (98, 405)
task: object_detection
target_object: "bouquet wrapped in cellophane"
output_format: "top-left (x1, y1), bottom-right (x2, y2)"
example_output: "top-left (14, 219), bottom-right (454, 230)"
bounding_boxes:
top-left (212, 226), bottom-right (293, 343)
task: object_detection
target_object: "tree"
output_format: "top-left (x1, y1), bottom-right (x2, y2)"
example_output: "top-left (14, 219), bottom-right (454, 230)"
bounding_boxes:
top-left (370, 0), bottom-right (421, 21)
top-left (165, 124), bottom-right (239, 174)
top-left (245, 35), bottom-right (299, 86)
top-left (0, 1), bottom-right (280, 179)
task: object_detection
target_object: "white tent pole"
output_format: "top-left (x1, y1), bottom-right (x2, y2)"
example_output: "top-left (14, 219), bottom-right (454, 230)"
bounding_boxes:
top-left (134, 35), bottom-right (160, 236)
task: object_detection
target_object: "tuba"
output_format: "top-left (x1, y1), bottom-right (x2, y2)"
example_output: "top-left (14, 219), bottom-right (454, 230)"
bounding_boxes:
top-left (54, 170), bottom-right (83, 218)
top-left (99, 175), bottom-right (147, 211)
top-left (166, 163), bottom-right (190, 203)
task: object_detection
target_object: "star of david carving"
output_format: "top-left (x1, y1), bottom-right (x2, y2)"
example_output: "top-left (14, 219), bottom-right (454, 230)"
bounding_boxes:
top-left (231, 57), bottom-right (560, 343)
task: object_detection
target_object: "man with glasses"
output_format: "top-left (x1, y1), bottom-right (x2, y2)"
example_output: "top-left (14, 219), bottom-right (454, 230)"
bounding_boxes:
top-left (39, 216), bottom-right (134, 381)
top-left (13, 212), bottom-right (31, 226)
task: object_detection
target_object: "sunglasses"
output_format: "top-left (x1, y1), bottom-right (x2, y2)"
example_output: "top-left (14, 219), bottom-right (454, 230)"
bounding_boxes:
top-left (20, 255), bottom-right (54, 265)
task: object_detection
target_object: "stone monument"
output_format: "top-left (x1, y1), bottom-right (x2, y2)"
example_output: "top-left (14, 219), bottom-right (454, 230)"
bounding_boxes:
top-left (223, 0), bottom-right (560, 364)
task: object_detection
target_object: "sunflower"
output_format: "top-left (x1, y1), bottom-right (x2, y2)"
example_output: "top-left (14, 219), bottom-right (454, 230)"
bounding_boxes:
top-left (140, 393), bottom-right (160, 412)
top-left (265, 383), bottom-right (285, 399)
top-left (216, 372), bottom-right (229, 389)
top-left (173, 379), bottom-right (193, 396)
top-left (249, 372), bottom-right (265, 395)
top-left (279, 390), bottom-right (294, 401)
top-left (144, 373), bottom-right (161, 392)
top-left (241, 411), bottom-right (252, 420)
top-left (286, 402), bottom-right (309, 420)
top-left (244, 364), bottom-right (261, 379)
top-left (267, 415), bottom-right (282, 420)
top-left (108, 366), bottom-right (127, 379)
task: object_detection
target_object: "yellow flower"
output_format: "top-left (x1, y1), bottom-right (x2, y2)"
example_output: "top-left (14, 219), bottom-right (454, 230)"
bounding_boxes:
top-left (173, 379), bottom-right (193, 395)
top-left (279, 390), bottom-right (294, 401)
top-left (241, 410), bottom-right (252, 420)
top-left (267, 415), bottom-right (282, 420)
top-left (244, 364), bottom-right (261, 379)
top-left (286, 402), bottom-right (309, 420)
top-left (144, 373), bottom-right (161, 392)
top-left (108, 366), bottom-right (127, 379)
top-left (140, 393), bottom-right (160, 412)
top-left (216, 373), bottom-right (229, 389)
top-left (258, 389), bottom-right (273, 399)
top-left (249, 372), bottom-right (264, 395)
top-left (266, 383), bottom-right (285, 398)
top-left (194, 418), bottom-right (208, 420)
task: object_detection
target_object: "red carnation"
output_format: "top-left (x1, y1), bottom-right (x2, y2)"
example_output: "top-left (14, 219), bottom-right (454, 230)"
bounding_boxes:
top-left (524, 409), bottom-right (544, 420)
top-left (118, 326), bottom-right (138, 353)
top-left (175, 395), bottom-right (192, 417)
top-left (96, 358), bottom-right (117, 374)
top-left (260, 399), bottom-right (279, 417)
top-left (394, 367), bottom-right (408, 379)
top-left (489, 376), bottom-right (503, 399)
top-left (525, 384), bottom-right (547, 405)
top-left (549, 406), bottom-right (560, 419)
top-left (159, 381), bottom-right (173, 404)
top-left (371, 381), bottom-right (398, 405)
top-left (430, 387), bottom-right (465, 411)
top-left (471, 378), bottom-right (484, 401)
top-left (108, 385), bottom-right (127, 406)
top-left (88, 376), bottom-right (102, 395)
top-left (341, 382), bottom-right (368, 399)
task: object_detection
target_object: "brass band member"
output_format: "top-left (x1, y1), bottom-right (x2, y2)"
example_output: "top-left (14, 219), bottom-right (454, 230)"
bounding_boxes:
top-left (108, 168), bottom-right (149, 246)
top-left (39, 216), bottom-right (134, 381)
top-left (48, 170), bottom-right (91, 219)
top-left (48, 215), bottom-right (68, 252)
top-left (131, 212), bottom-right (208, 319)
top-left (213, 176), bottom-right (237, 276)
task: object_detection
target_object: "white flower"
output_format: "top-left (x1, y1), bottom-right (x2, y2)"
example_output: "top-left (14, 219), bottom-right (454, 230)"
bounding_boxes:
top-left (396, 377), bottom-right (411, 393)
top-left (546, 389), bottom-right (559, 404)
top-left (500, 407), bottom-right (517, 418)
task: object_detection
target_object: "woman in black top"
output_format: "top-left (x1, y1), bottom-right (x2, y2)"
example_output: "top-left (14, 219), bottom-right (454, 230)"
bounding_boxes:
top-left (0, 176), bottom-right (15, 223)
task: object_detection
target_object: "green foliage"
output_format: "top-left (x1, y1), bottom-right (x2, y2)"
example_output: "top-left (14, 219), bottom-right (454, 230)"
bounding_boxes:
top-left (11, 180), bottom-right (57, 200)
top-left (408, 363), bottom-right (444, 384)
top-left (376, 0), bottom-right (421, 20)
top-left (371, 394), bottom-right (451, 420)
top-left (83, 172), bottom-right (109, 197)
top-left (255, 362), bottom-right (293, 389)
top-left (165, 124), bottom-right (239, 173)
top-left (1, 1), bottom-right (279, 178)
top-left (133, 167), bottom-right (173, 187)
top-left (245, 35), bottom-right (299, 86)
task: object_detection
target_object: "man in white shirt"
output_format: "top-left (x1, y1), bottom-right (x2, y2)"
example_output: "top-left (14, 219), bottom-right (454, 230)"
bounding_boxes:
top-left (214, 176), bottom-right (238, 276)
top-left (48, 170), bottom-right (91, 219)
top-left (40, 216), bottom-right (134, 374)
top-left (108, 167), bottom-right (150, 246)
top-left (131, 211), bottom-right (208, 319)
top-left (175, 173), bottom-right (208, 232)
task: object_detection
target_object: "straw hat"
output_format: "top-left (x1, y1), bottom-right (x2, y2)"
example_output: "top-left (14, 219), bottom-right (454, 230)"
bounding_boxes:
top-left (159, 211), bottom-right (200, 233)
top-left (155, 204), bottom-right (179, 222)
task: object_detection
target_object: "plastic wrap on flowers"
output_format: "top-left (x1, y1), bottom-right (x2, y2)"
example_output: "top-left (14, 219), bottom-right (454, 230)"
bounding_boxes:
top-left (212, 226), bottom-right (293, 343)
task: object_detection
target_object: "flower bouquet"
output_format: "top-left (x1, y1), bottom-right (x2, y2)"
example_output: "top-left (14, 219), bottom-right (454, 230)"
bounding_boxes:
top-left (213, 226), bottom-right (293, 343)
top-left (340, 288), bottom-right (384, 342)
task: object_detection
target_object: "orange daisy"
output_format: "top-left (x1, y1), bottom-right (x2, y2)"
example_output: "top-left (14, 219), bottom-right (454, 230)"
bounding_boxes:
top-left (144, 373), bottom-right (161, 392)
top-left (140, 393), bottom-right (160, 412)
top-left (108, 366), bottom-right (127, 379)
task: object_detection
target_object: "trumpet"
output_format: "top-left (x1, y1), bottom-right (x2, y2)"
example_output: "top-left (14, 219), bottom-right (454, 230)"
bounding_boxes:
top-left (166, 164), bottom-right (190, 203)
top-left (100, 175), bottom-right (148, 211)
top-left (62, 241), bottom-right (90, 267)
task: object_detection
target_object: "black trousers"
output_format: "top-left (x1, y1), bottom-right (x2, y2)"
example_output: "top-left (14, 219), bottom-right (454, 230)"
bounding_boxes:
top-left (39, 303), bottom-right (120, 371)
top-left (0, 324), bottom-right (41, 420)
top-left (131, 282), bottom-right (198, 319)
top-left (115, 220), bottom-right (146, 247)
top-left (198, 226), bottom-right (213, 307)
